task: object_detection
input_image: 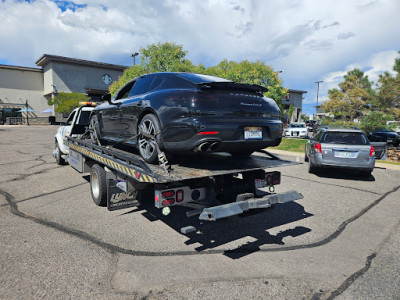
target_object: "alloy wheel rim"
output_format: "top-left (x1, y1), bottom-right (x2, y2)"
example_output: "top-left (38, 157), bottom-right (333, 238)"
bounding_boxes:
top-left (138, 119), bottom-right (156, 159)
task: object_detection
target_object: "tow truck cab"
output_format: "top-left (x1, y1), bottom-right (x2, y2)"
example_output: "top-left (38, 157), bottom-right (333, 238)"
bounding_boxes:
top-left (54, 102), bottom-right (97, 164)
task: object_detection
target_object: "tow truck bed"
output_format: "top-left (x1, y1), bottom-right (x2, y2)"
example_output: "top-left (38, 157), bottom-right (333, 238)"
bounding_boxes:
top-left (68, 137), bottom-right (297, 183)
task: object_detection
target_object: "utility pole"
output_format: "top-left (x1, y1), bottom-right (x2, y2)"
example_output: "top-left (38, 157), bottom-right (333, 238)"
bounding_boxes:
top-left (314, 81), bottom-right (323, 119)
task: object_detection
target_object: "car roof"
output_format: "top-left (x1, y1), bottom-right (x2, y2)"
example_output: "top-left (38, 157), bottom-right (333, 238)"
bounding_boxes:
top-left (319, 127), bottom-right (364, 133)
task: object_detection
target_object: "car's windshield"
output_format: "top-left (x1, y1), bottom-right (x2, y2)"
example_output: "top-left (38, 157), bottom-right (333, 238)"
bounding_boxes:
top-left (321, 132), bottom-right (369, 145)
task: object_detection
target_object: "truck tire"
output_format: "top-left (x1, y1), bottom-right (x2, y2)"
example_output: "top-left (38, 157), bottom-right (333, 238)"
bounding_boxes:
top-left (138, 114), bottom-right (163, 164)
top-left (90, 164), bottom-right (107, 207)
top-left (54, 141), bottom-right (66, 165)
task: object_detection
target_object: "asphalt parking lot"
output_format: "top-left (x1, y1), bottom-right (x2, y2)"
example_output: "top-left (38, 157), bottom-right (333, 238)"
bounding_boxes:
top-left (1, 125), bottom-right (400, 299)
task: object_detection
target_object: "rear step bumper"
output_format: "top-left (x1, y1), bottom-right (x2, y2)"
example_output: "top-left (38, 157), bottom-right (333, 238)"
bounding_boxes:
top-left (187, 190), bottom-right (303, 222)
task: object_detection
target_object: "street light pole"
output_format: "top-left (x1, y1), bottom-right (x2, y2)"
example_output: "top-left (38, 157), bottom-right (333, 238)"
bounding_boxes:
top-left (131, 52), bottom-right (139, 66)
top-left (314, 80), bottom-right (323, 119)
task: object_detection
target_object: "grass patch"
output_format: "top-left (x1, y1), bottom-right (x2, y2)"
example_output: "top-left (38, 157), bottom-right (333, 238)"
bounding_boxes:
top-left (376, 160), bottom-right (400, 165)
top-left (271, 138), bottom-right (308, 153)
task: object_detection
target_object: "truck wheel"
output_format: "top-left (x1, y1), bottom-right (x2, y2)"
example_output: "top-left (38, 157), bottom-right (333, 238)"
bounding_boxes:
top-left (138, 114), bottom-right (163, 164)
top-left (55, 141), bottom-right (66, 165)
top-left (90, 164), bottom-right (107, 207)
top-left (89, 115), bottom-right (101, 145)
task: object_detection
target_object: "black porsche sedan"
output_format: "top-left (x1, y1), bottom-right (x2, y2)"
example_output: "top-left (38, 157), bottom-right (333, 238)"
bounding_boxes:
top-left (89, 72), bottom-right (283, 163)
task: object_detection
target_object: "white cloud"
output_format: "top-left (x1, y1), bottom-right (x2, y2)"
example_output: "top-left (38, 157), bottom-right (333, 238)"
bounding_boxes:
top-left (0, 0), bottom-right (399, 115)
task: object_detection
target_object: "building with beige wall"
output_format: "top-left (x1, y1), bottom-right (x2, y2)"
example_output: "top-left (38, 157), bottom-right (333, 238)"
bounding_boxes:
top-left (0, 54), bottom-right (127, 124)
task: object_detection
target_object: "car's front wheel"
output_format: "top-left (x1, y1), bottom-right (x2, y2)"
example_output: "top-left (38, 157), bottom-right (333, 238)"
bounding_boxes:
top-left (138, 114), bottom-right (163, 164)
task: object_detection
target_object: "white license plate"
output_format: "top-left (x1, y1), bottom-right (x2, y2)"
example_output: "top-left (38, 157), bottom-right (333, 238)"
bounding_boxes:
top-left (255, 179), bottom-right (266, 188)
top-left (245, 127), bottom-right (262, 140)
top-left (335, 151), bottom-right (355, 158)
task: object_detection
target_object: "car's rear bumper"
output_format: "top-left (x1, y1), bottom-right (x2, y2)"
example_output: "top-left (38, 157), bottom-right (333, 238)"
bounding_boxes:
top-left (311, 155), bottom-right (375, 171)
top-left (162, 118), bottom-right (282, 152)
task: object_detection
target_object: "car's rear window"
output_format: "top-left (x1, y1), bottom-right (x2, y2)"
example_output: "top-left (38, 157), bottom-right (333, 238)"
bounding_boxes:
top-left (321, 132), bottom-right (369, 145)
top-left (177, 73), bottom-right (231, 84)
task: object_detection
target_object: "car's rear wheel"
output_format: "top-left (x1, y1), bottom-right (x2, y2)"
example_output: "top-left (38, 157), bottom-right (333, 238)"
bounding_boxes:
top-left (304, 148), bottom-right (309, 162)
top-left (89, 115), bottom-right (101, 145)
top-left (138, 114), bottom-right (163, 164)
top-left (308, 160), bottom-right (316, 174)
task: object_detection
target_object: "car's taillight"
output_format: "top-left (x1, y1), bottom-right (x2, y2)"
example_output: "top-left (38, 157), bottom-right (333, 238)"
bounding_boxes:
top-left (198, 131), bottom-right (219, 135)
top-left (314, 143), bottom-right (322, 153)
top-left (369, 145), bottom-right (375, 157)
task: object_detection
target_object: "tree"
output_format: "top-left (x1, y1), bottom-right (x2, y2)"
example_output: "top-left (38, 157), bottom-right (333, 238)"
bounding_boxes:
top-left (360, 111), bottom-right (392, 135)
top-left (48, 92), bottom-right (89, 116)
top-left (204, 59), bottom-right (287, 109)
top-left (322, 69), bottom-right (374, 120)
top-left (109, 42), bottom-right (287, 111)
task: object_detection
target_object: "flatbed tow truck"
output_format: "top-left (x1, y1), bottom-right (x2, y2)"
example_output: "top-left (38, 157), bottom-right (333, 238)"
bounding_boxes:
top-left (66, 136), bottom-right (303, 233)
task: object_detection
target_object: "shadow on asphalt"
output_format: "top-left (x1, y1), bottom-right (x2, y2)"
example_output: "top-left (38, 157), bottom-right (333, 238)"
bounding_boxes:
top-left (313, 168), bottom-right (376, 181)
top-left (123, 199), bottom-right (312, 259)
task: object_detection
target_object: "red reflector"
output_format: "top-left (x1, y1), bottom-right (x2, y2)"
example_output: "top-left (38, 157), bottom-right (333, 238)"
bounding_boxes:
top-left (161, 199), bottom-right (175, 206)
top-left (198, 131), bottom-right (218, 135)
top-left (136, 172), bottom-right (140, 179)
top-left (272, 173), bottom-right (280, 185)
top-left (370, 145), bottom-right (375, 157)
top-left (155, 195), bottom-right (159, 202)
top-left (162, 190), bottom-right (175, 198)
top-left (176, 190), bottom-right (184, 202)
top-left (315, 143), bottom-right (322, 153)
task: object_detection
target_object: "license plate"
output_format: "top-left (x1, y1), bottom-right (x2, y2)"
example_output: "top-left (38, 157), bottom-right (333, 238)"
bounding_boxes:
top-left (335, 151), bottom-right (355, 158)
top-left (255, 179), bottom-right (266, 188)
top-left (387, 139), bottom-right (393, 143)
top-left (245, 127), bottom-right (262, 140)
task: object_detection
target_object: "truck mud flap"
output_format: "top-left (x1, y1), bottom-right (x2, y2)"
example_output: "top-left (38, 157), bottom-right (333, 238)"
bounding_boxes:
top-left (197, 190), bottom-right (303, 221)
top-left (107, 179), bottom-right (140, 211)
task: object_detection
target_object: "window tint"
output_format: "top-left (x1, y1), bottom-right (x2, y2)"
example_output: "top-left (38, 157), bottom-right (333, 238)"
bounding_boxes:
top-left (129, 75), bottom-right (163, 97)
top-left (115, 81), bottom-right (135, 100)
top-left (321, 132), bottom-right (369, 145)
top-left (314, 130), bottom-right (324, 141)
top-left (77, 110), bottom-right (91, 125)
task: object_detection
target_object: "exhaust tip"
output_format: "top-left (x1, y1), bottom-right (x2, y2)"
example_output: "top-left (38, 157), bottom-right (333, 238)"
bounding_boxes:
top-left (208, 142), bottom-right (220, 152)
top-left (194, 142), bottom-right (210, 152)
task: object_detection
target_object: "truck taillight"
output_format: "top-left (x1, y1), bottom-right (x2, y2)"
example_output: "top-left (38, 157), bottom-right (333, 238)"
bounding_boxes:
top-left (315, 143), bottom-right (322, 153)
top-left (272, 173), bottom-right (280, 185)
top-left (369, 145), bottom-right (375, 157)
top-left (162, 190), bottom-right (175, 198)
top-left (161, 199), bottom-right (175, 206)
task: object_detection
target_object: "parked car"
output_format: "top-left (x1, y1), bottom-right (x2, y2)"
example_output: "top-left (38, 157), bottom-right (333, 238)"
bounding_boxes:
top-left (305, 127), bottom-right (375, 177)
top-left (90, 72), bottom-right (283, 163)
top-left (386, 121), bottom-right (400, 134)
top-left (284, 122), bottom-right (308, 138)
top-left (368, 128), bottom-right (400, 147)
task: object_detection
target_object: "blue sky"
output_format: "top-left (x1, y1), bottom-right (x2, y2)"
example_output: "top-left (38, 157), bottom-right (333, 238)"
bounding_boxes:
top-left (1, 0), bottom-right (400, 115)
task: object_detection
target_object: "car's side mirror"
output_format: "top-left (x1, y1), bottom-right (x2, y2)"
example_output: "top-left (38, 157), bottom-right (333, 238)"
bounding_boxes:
top-left (101, 93), bottom-right (113, 105)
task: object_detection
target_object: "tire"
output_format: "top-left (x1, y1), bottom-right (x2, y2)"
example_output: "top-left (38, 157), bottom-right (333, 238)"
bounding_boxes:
top-left (137, 114), bottom-right (163, 164)
top-left (54, 141), bottom-right (66, 165)
top-left (90, 164), bottom-right (107, 207)
top-left (89, 115), bottom-right (101, 145)
top-left (304, 148), bottom-right (309, 162)
top-left (308, 160), bottom-right (316, 174)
